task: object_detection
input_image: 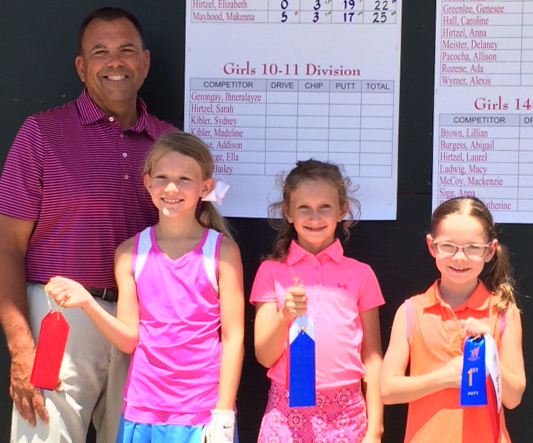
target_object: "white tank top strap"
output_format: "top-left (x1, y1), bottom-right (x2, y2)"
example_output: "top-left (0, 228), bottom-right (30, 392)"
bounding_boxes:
top-left (202, 229), bottom-right (223, 292)
top-left (134, 227), bottom-right (153, 282)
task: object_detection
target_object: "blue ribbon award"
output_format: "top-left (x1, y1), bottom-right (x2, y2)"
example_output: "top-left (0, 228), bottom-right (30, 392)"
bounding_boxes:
top-left (288, 315), bottom-right (316, 408)
top-left (460, 335), bottom-right (487, 406)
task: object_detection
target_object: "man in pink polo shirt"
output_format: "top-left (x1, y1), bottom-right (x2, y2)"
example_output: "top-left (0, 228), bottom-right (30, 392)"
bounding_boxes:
top-left (0, 7), bottom-right (175, 443)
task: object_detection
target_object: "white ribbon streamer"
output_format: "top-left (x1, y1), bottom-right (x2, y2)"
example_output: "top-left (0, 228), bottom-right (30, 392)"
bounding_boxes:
top-left (201, 179), bottom-right (230, 205)
top-left (484, 334), bottom-right (502, 411)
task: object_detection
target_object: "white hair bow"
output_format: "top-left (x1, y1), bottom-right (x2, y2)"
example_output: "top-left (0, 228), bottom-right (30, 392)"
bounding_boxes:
top-left (201, 179), bottom-right (230, 205)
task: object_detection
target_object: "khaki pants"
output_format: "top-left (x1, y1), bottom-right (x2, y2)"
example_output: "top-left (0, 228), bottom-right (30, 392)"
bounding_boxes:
top-left (11, 283), bottom-right (130, 443)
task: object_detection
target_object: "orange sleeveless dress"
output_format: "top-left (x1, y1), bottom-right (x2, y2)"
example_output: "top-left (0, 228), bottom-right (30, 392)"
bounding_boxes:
top-left (405, 281), bottom-right (511, 443)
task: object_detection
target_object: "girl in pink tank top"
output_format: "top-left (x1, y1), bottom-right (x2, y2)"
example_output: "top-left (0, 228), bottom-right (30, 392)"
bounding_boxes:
top-left (381, 197), bottom-right (525, 443)
top-left (46, 132), bottom-right (244, 443)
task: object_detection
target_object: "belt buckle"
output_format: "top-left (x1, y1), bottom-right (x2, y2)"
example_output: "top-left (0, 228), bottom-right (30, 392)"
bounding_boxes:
top-left (101, 288), bottom-right (108, 300)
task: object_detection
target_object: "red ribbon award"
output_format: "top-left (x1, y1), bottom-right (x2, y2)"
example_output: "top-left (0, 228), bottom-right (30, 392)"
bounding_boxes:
top-left (30, 310), bottom-right (69, 390)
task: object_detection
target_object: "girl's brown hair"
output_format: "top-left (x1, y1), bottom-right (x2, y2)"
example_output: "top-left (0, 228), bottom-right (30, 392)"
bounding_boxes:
top-left (267, 159), bottom-right (360, 261)
top-left (430, 196), bottom-right (515, 312)
top-left (143, 131), bottom-right (232, 239)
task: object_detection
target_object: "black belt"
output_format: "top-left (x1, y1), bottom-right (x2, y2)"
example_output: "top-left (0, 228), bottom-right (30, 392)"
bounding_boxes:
top-left (86, 287), bottom-right (118, 303)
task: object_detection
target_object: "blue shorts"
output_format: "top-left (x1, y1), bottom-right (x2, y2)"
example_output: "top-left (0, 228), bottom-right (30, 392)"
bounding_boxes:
top-left (116, 414), bottom-right (240, 443)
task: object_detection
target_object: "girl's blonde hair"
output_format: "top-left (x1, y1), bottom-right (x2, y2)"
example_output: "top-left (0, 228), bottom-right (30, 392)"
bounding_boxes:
top-left (267, 159), bottom-right (360, 261)
top-left (143, 132), bottom-right (232, 239)
top-left (430, 196), bottom-right (515, 313)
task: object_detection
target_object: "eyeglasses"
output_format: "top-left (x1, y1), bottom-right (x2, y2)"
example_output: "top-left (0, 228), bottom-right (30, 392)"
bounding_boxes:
top-left (432, 241), bottom-right (491, 258)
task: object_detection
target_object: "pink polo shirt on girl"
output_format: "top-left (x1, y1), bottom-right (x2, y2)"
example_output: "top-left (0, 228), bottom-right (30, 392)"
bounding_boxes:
top-left (250, 239), bottom-right (384, 389)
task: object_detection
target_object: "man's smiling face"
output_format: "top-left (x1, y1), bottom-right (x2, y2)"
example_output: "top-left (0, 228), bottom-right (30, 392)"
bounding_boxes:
top-left (75, 17), bottom-right (150, 116)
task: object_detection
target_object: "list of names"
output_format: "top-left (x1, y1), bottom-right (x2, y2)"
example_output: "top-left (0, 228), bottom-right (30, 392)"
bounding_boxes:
top-left (433, 0), bottom-right (533, 223)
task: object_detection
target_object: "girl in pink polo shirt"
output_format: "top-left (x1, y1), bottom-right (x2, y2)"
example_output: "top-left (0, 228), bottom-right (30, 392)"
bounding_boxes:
top-left (381, 197), bottom-right (525, 443)
top-left (46, 132), bottom-right (244, 443)
top-left (251, 160), bottom-right (385, 442)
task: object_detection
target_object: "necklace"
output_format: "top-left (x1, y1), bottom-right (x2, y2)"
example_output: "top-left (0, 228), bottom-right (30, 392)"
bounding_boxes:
top-left (289, 266), bottom-right (303, 287)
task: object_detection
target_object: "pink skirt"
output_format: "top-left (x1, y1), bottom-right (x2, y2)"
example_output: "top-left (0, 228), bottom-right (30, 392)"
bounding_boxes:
top-left (258, 380), bottom-right (367, 443)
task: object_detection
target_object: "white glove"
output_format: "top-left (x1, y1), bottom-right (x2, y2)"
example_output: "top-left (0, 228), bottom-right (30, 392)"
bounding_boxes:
top-left (201, 409), bottom-right (235, 443)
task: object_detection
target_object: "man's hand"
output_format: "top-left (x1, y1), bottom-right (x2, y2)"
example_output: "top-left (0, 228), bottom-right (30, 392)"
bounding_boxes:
top-left (0, 216), bottom-right (46, 425)
top-left (10, 349), bottom-right (48, 427)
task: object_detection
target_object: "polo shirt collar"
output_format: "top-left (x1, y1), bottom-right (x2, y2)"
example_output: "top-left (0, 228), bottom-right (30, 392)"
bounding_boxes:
top-left (423, 280), bottom-right (491, 312)
top-left (286, 239), bottom-right (344, 266)
top-left (76, 89), bottom-right (156, 139)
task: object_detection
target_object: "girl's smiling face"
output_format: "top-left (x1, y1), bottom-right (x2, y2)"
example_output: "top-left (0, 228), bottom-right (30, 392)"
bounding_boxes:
top-left (285, 179), bottom-right (346, 255)
top-left (427, 213), bottom-right (497, 294)
top-left (144, 151), bottom-right (212, 218)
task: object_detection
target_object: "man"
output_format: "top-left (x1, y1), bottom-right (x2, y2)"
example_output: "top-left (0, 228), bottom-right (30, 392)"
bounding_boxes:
top-left (0, 8), bottom-right (175, 443)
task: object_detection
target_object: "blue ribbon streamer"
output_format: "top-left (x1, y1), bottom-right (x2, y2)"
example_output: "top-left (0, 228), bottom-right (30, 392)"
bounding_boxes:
top-left (288, 315), bottom-right (316, 407)
top-left (460, 336), bottom-right (487, 406)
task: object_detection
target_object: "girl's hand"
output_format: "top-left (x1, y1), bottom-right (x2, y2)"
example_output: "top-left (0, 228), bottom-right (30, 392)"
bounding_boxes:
top-left (460, 317), bottom-right (490, 338)
top-left (45, 276), bottom-right (92, 309)
top-left (280, 285), bottom-right (307, 324)
top-left (201, 409), bottom-right (235, 443)
top-left (442, 355), bottom-right (463, 389)
top-left (362, 435), bottom-right (381, 443)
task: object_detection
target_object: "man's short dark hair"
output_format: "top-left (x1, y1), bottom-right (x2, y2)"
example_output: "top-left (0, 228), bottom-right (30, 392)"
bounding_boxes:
top-left (78, 7), bottom-right (145, 52)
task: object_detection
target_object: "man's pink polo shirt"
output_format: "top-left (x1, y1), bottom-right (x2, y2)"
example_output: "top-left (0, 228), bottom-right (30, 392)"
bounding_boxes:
top-left (250, 239), bottom-right (384, 389)
top-left (0, 90), bottom-right (175, 287)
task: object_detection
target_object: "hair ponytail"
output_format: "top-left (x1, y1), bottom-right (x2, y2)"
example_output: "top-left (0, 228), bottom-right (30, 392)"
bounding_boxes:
top-left (485, 243), bottom-right (516, 313)
top-left (197, 201), bottom-right (233, 240)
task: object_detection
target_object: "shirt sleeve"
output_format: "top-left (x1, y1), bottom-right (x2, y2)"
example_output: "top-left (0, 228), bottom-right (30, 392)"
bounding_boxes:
top-left (0, 116), bottom-right (44, 220)
top-left (358, 265), bottom-right (385, 311)
top-left (250, 260), bottom-right (277, 304)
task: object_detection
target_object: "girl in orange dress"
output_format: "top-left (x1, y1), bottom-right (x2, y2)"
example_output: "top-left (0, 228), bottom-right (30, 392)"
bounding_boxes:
top-left (381, 197), bottom-right (525, 443)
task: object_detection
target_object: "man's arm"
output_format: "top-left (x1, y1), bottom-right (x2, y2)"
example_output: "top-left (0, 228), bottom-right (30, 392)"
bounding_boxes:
top-left (0, 214), bottom-right (48, 426)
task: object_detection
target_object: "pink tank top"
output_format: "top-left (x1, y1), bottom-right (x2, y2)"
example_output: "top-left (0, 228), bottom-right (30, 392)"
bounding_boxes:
top-left (123, 226), bottom-right (223, 424)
